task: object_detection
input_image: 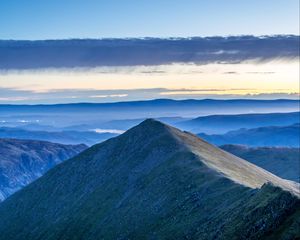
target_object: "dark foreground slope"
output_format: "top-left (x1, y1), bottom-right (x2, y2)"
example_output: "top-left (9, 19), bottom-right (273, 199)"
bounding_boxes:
top-left (221, 145), bottom-right (300, 182)
top-left (0, 120), bottom-right (299, 240)
top-left (0, 138), bottom-right (87, 201)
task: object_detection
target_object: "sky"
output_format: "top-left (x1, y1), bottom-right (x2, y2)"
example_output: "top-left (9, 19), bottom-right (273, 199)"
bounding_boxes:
top-left (0, 0), bottom-right (299, 103)
top-left (0, 0), bottom-right (299, 39)
top-left (1, 60), bottom-right (299, 103)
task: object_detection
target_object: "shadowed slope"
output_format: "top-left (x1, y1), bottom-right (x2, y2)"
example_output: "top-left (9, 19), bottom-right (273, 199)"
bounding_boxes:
top-left (0, 138), bottom-right (87, 201)
top-left (0, 119), bottom-right (299, 240)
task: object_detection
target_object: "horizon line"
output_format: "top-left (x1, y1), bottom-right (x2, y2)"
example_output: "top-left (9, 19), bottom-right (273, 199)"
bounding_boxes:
top-left (0, 98), bottom-right (299, 106)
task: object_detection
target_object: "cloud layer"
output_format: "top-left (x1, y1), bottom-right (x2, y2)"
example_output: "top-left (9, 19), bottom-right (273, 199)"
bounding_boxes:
top-left (0, 36), bottom-right (298, 69)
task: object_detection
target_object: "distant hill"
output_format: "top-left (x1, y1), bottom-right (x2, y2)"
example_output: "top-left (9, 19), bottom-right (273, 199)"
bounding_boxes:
top-left (199, 123), bottom-right (300, 147)
top-left (0, 127), bottom-right (116, 145)
top-left (1, 99), bottom-right (299, 127)
top-left (0, 138), bottom-right (87, 201)
top-left (178, 111), bottom-right (300, 134)
top-left (0, 36), bottom-right (298, 69)
top-left (221, 145), bottom-right (300, 182)
top-left (0, 120), bottom-right (298, 239)
top-left (99, 116), bottom-right (188, 130)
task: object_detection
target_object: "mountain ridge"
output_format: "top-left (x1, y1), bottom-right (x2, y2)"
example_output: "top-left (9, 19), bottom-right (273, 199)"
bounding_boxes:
top-left (1, 98), bottom-right (298, 107)
top-left (150, 120), bottom-right (299, 194)
top-left (199, 123), bottom-right (300, 147)
top-left (179, 111), bottom-right (300, 134)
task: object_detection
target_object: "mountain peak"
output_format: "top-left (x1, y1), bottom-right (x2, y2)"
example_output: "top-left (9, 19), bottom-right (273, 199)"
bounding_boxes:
top-left (116, 119), bottom-right (300, 195)
top-left (0, 121), bottom-right (299, 239)
top-left (117, 118), bottom-right (176, 141)
top-left (137, 118), bottom-right (167, 129)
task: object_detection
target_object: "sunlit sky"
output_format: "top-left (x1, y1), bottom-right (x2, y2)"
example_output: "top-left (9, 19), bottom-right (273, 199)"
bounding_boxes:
top-left (1, 60), bottom-right (299, 103)
top-left (1, 61), bottom-right (298, 92)
top-left (0, 0), bottom-right (299, 103)
top-left (1, 0), bottom-right (299, 39)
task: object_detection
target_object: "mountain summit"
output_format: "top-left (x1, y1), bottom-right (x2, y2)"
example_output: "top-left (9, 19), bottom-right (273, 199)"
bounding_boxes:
top-left (0, 119), bottom-right (299, 239)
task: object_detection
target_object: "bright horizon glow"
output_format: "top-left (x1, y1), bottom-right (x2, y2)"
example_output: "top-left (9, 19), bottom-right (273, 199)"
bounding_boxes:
top-left (1, 61), bottom-right (298, 93)
top-left (0, 60), bottom-right (299, 103)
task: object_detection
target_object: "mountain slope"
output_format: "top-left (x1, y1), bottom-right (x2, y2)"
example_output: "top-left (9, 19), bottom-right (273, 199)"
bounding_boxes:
top-left (199, 123), bottom-right (300, 147)
top-left (0, 120), bottom-right (299, 240)
top-left (221, 145), bottom-right (300, 182)
top-left (178, 112), bottom-right (300, 134)
top-left (0, 138), bottom-right (87, 201)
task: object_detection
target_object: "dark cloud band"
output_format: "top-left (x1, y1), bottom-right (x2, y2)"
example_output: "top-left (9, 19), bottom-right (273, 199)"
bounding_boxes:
top-left (0, 35), bottom-right (298, 69)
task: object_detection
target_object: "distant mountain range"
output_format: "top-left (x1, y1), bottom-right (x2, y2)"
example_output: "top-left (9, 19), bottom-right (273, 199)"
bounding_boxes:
top-left (199, 123), bottom-right (300, 147)
top-left (0, 127), bottom-right (116, 145)
top-left (221, 145), bottom-right (300, 182)
top-left (178, 111), bottom-right (300, 134)
top-left (0, 138), bottom-right (87, 201)
top-left (0, 120), bottom-right (298, 239)
top-left (84, 111), bottom-right (300, 134)
top-left (1, 99), bottom-right (299, 128)
top-left (0, 36), bottom-right (298, 69)
top-left (1, 111), bottom-right (299, 146)
top-left (98, 116), bottom-right (187, 130)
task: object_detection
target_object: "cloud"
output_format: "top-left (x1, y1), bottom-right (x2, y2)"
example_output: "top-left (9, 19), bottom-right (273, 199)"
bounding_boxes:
top-left (246, 71), bottom-right (275, 74)
top-left (92, 129), bottom-right (125, 134)
top-left (223, 71), bottom-right (238, 74)
top-left (89, 94), bottom-right (128, 98)
top-left (209, 50), bottom-right (240, 55)
top-left (159, 88), bottom-right (257, 95)
top-left (0, 35), bottom-right (298, 69)
top-left (0, 97), bottom-right (30, 101)
top-left (0, 87), bottom-right (298, 104)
